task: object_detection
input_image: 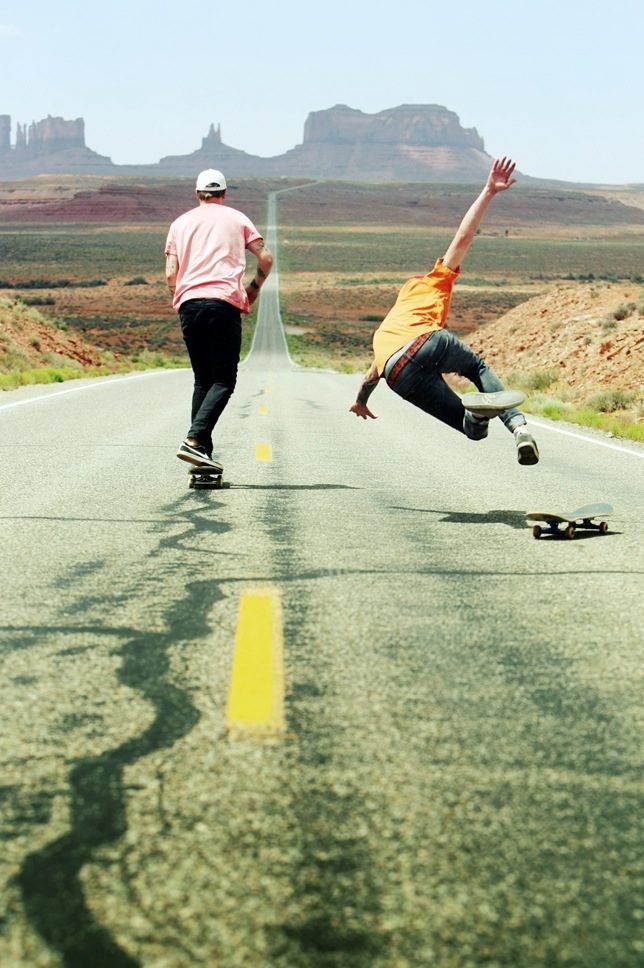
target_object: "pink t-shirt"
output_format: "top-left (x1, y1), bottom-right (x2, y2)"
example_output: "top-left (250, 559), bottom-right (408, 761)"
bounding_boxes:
top-left (165, 203), bottom-right (262, 312)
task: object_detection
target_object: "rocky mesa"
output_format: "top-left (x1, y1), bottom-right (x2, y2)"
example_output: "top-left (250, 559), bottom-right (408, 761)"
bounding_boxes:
top-left (2, 104), bottom-right (505, 183)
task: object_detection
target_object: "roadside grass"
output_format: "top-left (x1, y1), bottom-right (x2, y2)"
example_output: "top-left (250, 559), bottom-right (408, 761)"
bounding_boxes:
top-left (0, 353), bottom-right (186, 390)
top-left (523, 399), bottom-right (644, 443)
top-left (500, 370), bottom-right (644, 443)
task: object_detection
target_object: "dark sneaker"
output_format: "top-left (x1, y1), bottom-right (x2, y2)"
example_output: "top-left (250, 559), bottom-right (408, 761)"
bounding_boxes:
top-left (176, 441), bottom-right (223, 471)
top-left (514, 428), bottom-right (540, 465)
top-left (462, 389), bottom-right (526, 418)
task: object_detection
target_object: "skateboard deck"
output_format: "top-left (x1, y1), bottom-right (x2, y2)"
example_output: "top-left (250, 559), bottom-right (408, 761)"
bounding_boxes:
top-left (188, 464), bottom-right (223, 490)
top-left (525, 502), bottom-right (613, 539)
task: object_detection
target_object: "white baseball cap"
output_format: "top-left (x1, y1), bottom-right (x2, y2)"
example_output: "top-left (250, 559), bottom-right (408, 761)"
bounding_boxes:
top-left (195, 169), bottom-right (227, 191)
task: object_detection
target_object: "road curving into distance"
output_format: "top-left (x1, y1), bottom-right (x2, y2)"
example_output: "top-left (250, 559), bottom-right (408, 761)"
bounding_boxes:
top-left (1, 191), bottom-right (643, 967)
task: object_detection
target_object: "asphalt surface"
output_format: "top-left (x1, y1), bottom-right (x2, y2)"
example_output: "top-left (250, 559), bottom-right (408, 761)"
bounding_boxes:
top-left (1, 201), bottom-right (644, 967)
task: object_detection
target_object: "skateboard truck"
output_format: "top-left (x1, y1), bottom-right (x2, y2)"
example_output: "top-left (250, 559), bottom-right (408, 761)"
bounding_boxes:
top-left (188, 465), bottom-right (223, 490)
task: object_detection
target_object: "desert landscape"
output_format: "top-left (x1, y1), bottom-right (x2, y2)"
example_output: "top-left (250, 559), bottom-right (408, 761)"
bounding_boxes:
top-left (1, 175), bottom-right (643, 439)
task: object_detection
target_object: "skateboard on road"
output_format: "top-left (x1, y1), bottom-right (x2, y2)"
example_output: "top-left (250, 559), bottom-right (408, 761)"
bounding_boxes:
top-left (188, 465), bottom-right (224, 490)
top-left (525, 503), bottom-right (613, 539)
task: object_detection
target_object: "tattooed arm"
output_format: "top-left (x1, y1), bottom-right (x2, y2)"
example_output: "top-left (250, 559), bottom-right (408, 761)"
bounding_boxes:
top-left (350, 359), bottom-right (380, 419)
top-left (245, 237), bottom-right (274, 305)
top-left (165, 253), bottom-right (178, 296)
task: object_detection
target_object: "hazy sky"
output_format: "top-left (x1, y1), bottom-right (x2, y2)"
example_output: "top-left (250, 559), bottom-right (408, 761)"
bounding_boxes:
top-left (2, 0), bottom-right (643, 184)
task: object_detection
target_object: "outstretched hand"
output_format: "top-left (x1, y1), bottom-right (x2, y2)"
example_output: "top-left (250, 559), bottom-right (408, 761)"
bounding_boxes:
top-left (486, 156), bottom-right (517, 194)
top-left (350, 402), bottom-right (377, 420)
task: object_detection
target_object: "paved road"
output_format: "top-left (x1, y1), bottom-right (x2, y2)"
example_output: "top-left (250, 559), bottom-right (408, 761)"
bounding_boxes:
top-left (1, 200), bottom-right (643, 967)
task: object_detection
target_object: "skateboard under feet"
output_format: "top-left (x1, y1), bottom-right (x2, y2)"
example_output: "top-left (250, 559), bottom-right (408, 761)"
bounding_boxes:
top-left (188, 465), bottom-right (224, 490)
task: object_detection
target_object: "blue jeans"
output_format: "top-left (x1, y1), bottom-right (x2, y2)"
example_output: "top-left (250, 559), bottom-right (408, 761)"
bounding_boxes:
top-left (179, 298), bottom-right (242, 454)
top-left (387, 329), bottom-right (524, 439)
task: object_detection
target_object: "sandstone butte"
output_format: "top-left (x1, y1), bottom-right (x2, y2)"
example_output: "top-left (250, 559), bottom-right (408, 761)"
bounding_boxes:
top-left (0, 104), bottom-right (543, 184)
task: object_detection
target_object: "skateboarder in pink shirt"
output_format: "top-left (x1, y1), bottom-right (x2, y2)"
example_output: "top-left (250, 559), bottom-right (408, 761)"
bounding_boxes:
top-left (165, 169), bottom-right (273, 470)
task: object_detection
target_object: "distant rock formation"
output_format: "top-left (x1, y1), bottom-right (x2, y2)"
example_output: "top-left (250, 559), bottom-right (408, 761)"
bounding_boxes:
top-left (16, 115), bottom-right (86, 154)
top-left (304, 104), bottom-right (484, 149)
top-left (0, 115), bottom-right (10, 154)
top-left (0, 114), bottom-right (114, 177)
top-left (157, 120), bottom-right (263, 174)
top-left (0, 104), bottom-right (541, 183)
top-left (270, 104), bottom-right (491, 181)
top-left (156, 104), bottom-right (493, 182)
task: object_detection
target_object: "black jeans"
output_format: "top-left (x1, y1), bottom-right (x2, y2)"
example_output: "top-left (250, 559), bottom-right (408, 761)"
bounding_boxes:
top-left (388, 329), bottom-right (523, 438)
top-left (179, 299), bottom-right (242, 454)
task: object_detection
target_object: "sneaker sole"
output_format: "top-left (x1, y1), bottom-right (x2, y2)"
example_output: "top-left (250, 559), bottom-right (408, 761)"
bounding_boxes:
top-left (462, 390), bottom-right (526, 417)
top-left (177, 450), bottom-right (223, 472)
top-left (517, 444), bottom-right (539, 466)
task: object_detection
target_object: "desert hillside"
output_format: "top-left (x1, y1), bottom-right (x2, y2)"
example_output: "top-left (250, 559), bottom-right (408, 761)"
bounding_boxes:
top-left (0, 296), bottom-right (103, 375)
top-left (468, 281), bottom-right (643, 395)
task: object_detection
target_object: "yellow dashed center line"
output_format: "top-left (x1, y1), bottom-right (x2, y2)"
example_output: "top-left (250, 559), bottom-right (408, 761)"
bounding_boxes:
top-left (226, 591), bottom-right (285, 739)
top-left (258, 404), bottom-right (269, 415)
top-left (255, 442), bottom-right (272, 461)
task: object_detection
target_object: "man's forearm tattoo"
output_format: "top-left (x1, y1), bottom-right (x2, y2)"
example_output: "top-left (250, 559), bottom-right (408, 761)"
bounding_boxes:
top-left (357, 374), bottom-right (379, 405)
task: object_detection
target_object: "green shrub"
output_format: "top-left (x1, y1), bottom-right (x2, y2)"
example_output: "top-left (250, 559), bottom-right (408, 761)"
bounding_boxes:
top-left (519, 368), bottom-right (560, 392)
top-left (8, 278), bottom-right (107, 290)
top-left (540, 400), bottom-right (574, 419)
top-left (22, 296), bottom-right (55, 306)
top-left (585, 389), bottom-right (637, 412)
top-left (18, 279), bottom-right (71, 289)
top-left (613, 302), bottom-right (636, 321)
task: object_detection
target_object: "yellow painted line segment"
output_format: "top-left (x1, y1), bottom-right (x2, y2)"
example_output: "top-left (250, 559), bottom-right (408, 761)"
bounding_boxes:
top-left (255, 442), bottom-right (272, 461)
top-left (226, 592), bottom-right (285, 739)
top-left (258, 404), bottom-right (269, 415)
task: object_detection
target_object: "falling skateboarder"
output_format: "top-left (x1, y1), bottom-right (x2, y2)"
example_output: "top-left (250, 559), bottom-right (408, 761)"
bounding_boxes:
top-left (350, 157), bottom-right (539, 465)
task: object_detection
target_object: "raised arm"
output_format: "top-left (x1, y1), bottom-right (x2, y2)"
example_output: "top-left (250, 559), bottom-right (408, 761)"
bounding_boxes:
top-left (442, 157), bottom-right (516, 271)
top-left (246, 237), bottom-right (274, 305)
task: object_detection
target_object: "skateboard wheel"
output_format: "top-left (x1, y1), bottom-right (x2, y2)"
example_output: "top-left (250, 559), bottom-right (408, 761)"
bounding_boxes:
top-left (599, 521), bottom-right (608, 534)
top-left (188, 476), bottom-right (195, 489)
top-left (532, 525), bottom-right (542, 539)
top-left (565, 524), bottom-right (575, 540)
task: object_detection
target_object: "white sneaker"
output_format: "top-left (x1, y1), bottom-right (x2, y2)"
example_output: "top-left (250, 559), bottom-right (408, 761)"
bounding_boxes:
top-left (514, 427), bottom-right (539, 465)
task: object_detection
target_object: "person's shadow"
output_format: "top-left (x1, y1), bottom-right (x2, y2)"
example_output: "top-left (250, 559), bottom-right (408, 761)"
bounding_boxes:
top-left (391, 507), bottom-right (527, 530)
